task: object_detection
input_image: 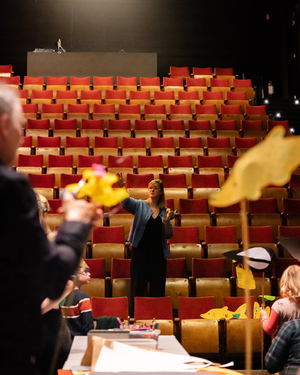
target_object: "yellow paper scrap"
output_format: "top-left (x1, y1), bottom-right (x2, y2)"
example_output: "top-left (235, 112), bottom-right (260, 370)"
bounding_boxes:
top-left (236, 264), bottom-right (256, 290)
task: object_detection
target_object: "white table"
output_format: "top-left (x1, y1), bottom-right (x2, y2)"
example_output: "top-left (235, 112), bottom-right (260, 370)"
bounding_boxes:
top-left (64, 335), bottom-right (189, 370)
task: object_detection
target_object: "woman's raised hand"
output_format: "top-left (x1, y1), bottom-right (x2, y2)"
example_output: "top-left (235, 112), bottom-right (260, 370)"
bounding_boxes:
top-left (116, 172), bottom-right (125, 188)
top-left (165, 208), bottom-right (175, 221)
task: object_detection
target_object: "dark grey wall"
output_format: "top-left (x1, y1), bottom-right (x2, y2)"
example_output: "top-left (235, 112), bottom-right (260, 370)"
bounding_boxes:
top-left (0, 0), bottom-right (297, 97)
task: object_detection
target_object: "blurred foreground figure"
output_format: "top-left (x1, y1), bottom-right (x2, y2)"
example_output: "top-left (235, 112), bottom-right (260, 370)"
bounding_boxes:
top-left (265, 319), bottom-right (300, 375)
top-left (36, 193), bottom-right (73, 375)
top-left (0, 84), bottom-right (102, 375)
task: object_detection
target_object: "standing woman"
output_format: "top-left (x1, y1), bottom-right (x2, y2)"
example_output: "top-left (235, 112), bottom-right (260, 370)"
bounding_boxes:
top-left (118, 175), bottom-right (174, 315)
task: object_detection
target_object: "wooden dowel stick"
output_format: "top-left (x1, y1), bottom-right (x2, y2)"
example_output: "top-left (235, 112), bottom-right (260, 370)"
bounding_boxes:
top-left (240, 199), bottom-right (252, 375)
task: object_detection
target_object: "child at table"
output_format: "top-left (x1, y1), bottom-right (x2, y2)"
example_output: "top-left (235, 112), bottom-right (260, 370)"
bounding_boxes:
top-left (61, 259), bottom-right (94, 339)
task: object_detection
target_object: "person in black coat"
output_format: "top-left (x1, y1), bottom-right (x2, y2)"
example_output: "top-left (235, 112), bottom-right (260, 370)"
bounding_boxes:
top-left (0, 84), bottom-right (102, 375)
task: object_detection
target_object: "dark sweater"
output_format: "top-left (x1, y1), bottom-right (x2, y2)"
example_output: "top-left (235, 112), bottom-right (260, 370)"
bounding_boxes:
top-left (0, 164), bottom-right (91, 360)
top-left (61, 289), bottom-right (94, 338)
top-left (265, 319), bottom-right (300, 375)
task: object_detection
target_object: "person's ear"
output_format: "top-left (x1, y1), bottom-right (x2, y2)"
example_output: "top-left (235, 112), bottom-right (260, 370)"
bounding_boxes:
top-left (0, 113), bottom-right (11, 138)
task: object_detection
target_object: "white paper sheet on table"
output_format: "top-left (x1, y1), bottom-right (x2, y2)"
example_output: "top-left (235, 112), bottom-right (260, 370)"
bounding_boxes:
top-left (94, 341), bottom-right (212, 372)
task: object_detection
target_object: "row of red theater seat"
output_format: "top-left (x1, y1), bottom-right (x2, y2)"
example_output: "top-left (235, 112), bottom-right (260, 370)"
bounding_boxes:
top-left (43, 192), bottom-right (300, 221)
top-left (0, 66), bottom-right (239, 80)
top-left (19, 156), bottom-right (300, 203)
top-left (18, 90), bottom-right (255, 112)
top-left (21, 117), bottom-right (289, 135)
top-left (16, 131), bottom-right (288, 167)
top-left (17, 149), bottom-right (300, 193)
top-left (82, 256), bottom-right (293, 302)
top-left (0, 74), bottom-right (255, 91)
top-left (19, 131), bottom-right (265, 149)
top-left (21, 102), bottom-right (270, 122)
top-left (85, 252), bottom-right (300, 284)
top-left (18, 88), bottom-right (251, 101)
top-left (49, 200), bottom-right (300, 273)
top-left (90, 254), bottom-right (300, 285)
top-left (0, 65), bottom-right (235, 78)
top-left (45, 197), bottom-right (300, 251)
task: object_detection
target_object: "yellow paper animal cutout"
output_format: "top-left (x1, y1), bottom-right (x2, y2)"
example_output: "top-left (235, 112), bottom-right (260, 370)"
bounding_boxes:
top-left (66, 164), bottom-right (128, 206)
top-left (201, 304), bottom-right (248, 320)
top-left (209, 126), bottom-right (300, 207)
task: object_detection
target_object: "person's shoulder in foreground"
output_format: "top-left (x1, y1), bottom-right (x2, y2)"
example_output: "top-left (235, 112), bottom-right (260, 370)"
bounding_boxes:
top-left (265, 318), bottom-right (300, 375)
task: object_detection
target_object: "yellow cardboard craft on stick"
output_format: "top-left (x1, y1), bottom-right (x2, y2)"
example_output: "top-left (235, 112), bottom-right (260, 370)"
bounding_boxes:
top-left (209, 126), bottom-right (300, 207)
top-left (66, 164), bottom-right (128, 206)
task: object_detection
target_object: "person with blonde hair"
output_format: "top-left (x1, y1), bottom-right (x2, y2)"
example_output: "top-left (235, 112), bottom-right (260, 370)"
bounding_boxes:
top-left (261, 264), bottom-right (300, 336)
top-left (118, 175), bottom-right (174, 315)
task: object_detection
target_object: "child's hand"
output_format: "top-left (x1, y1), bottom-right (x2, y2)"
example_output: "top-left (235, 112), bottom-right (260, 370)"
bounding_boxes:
top-left (260, 307), bottom-right (267, 320)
